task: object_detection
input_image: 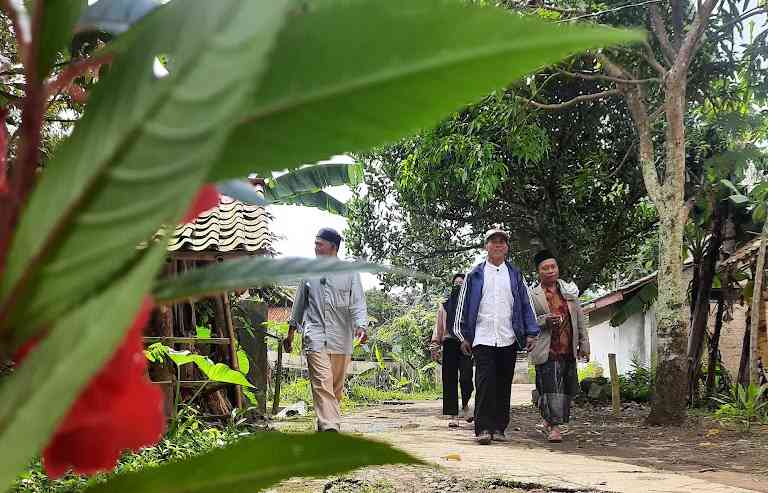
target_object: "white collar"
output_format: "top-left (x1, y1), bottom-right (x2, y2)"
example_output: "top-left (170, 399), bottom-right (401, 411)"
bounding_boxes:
top-left (484, 261), bottom-right (506, 272)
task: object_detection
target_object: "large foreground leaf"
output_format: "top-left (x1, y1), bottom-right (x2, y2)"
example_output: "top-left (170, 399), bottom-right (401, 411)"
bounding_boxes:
top-left (153, 256), bottom-right (412, 303)
top-left (83, 432), bottom-right (419, 493)
top-left (214, 0), bottom-right (643, 178)
top-left (0, 247), bottom-right (164, 491)
top-left (38, 0), bottom-right (87, 77)
top-left (0, 1), bottom-right (289, 344)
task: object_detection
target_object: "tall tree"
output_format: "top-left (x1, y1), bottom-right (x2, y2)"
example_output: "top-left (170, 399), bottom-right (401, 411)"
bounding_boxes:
top-left (347, 84), bottom-right (656, 291)
top-left (507, 0), bottom-right (765, 424)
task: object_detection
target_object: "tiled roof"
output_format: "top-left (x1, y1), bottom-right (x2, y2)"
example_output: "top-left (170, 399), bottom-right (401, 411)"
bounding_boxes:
top-left (168, 197), bottom-right (273, 254)
top-left (719, 236), bottom-right (764, 272)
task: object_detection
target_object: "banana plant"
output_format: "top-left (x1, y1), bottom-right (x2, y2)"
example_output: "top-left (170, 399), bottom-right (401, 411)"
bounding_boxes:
top-left (261, 161), bottom-right (364, 215)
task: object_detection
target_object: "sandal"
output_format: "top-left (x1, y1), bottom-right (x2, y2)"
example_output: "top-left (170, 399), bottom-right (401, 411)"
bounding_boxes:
top-left (548, 427), bottom-right (562, 443)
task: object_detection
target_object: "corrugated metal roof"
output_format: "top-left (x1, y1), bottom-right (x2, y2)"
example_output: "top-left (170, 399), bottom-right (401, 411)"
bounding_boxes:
top-left (168, 197), bottom-right (274, 254)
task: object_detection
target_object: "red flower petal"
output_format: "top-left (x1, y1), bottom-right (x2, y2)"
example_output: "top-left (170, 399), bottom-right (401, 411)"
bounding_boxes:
top-left (43, 376), bottom-right (164, 478)
top-left (16, 297), bottom-right (165, 478)
top-left (181, 184), bottom-right (219, 223)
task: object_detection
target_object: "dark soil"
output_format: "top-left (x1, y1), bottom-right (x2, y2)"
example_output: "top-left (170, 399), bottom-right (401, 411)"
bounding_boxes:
top-left (505, 400), bottom-right (768, 488)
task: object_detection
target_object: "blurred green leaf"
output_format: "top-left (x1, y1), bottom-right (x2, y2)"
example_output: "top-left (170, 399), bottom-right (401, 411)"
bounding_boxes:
top-left (0, 0), bottom-right (289, 343)
top-left (215, 0), bottom-right (643, 177)
top-left (38, 0), bottom-right (87, 76)
top-left (82, 432), bottom-right (419, 493)
top-left (153, 256), bottom-right (419, 303)
top-left (0, 247), bottom-right (165, 490)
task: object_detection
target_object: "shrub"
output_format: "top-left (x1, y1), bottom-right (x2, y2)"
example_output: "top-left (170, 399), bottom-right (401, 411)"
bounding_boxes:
top-left (711, 383), bottom-right (768, 432)
top-left (280, 378), bottom-right (313, 406)
top-left (618, 358), bottom-right (654, 402)
top-left (13, 411), bottom-right (246, 492)
top-left (578, 361), bottom-right (603, 382)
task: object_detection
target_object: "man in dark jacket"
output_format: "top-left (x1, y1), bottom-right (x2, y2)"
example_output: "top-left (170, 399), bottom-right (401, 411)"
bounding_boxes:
top-left (430, 273), bottom-right (474, 426)
top-left (453, 228), bottom-right (539, 444)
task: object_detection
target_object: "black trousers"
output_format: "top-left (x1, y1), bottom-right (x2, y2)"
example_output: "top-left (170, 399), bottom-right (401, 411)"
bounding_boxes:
top-left (472, 344), bottom-right (516, 436)
top-left (441, 339), bottom-right (474, 415)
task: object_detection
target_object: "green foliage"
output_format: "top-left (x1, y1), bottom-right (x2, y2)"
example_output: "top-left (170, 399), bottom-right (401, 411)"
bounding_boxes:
top-left (79, 432), bottom-right (419, 493)
top-left (618, 358), bottom-right (654, 402)
top-left (152, 256), bottom-right (400, 303)
top-left (144, 343), bottom-right (254, 388)
top-left (347, 85), bottom-right (657, 291)
top-left (13, 409), bottom-right (248, 492)
top-left (577, 361), bottom-right (604, 382)
top-left (711, 383), bottom-right (768, 432)
top-left (280, 377), bottom-right (313, 406)
top-left (0, 247), bottom-right (166, 487)
top-left (0, 0), bottom-right (644, 488)
top-left (14, 418), bottom-right (419, 493)
top-left (217, 0), bottom-right (642, 176)
top-left (374, 301), bottom-right (438, 391)
top-left (347, 384), bottom-right (440, 404)
top-left (261, 162), bottom-right (364, 215)
top-left (263, 320), bottom-right (302, 355)
top-left (37, 1), bottom-right (87, 77)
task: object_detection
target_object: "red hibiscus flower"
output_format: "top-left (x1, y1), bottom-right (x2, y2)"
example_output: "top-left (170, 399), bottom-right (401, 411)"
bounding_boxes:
top-left (15, 297), bottom-right (164, 478)
top-left (181, 184), bottom-right (220, 223)
top-left (13, 184), bottom-right (218, 478)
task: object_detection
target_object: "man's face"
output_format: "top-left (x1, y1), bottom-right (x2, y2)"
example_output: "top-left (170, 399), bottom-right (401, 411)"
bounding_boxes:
top-left (537, 258), bottom-right (559, 284)
top-left (314, 238), bottom-right (337, 257)
top-left (452, 276), bottom-right (464, 287)
top-left (485, 235), bottom-right (509, 260)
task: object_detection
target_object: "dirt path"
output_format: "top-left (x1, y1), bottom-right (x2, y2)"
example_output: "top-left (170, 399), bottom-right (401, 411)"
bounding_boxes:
top-left (272, 385), bottom-right (767, 493)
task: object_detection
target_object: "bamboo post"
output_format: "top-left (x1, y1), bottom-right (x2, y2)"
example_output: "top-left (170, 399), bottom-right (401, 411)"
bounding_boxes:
top-left (272, 338), bottom-right (284, 415)
top-left (222, 293), bottom-right (243, 410)
top-left (608, 353), bottom-right (621, 417)
top-left (749, 225), bottom-right (767, 386)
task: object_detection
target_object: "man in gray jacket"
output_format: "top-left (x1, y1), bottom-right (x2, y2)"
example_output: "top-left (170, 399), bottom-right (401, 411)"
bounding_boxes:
top-left (285, 228), bottom-right (368, 432)
top-left (528, 250), bottom-right (590, 442)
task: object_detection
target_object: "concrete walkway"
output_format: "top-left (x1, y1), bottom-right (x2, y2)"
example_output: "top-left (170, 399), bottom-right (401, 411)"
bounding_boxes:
top-left (338, 385), bottom-right (760, 493)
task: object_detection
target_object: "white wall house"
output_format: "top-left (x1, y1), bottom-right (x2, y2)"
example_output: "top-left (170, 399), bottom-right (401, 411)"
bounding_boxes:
top-left (581, 272), bottom-right (661, 376)
top-left (584, 302), bottom-right (657, 376)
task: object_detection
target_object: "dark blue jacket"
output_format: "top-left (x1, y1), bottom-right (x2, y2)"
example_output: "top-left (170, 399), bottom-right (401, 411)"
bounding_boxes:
top-left (451, 260), bottom-right (539, 347)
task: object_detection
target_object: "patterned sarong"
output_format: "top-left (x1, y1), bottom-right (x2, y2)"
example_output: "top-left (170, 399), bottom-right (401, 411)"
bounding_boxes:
top-left (536, 357), bottom-right (578, 426)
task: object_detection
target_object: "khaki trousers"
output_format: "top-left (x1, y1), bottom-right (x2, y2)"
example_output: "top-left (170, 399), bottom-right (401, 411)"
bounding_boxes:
top-left (306, 351), bottom-right (351, 431)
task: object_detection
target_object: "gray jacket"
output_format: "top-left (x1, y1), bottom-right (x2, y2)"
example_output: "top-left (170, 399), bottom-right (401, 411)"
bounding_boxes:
top-left (527, 280), bottom-right (590, 365)
top-left (288, 272), bottom-right (367, 355)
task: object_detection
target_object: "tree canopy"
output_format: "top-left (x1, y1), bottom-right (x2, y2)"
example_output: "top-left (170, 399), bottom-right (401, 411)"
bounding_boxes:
top-left (347, 81), bottom-right (657, 291)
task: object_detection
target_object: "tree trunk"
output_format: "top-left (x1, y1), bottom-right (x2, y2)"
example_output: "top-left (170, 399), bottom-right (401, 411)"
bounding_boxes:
top-left (738, 313), bottom-right (750, 387)
top-left (647, 74), bottom-right (689, 426)
top-left (705, 294), bottom-right (725, 397)
top-left (749, 224), bottom-right (767, 385)
top-left (687, 200), bottom-right (725, 403)
top-left (648, 206), bottom-right (689, 425)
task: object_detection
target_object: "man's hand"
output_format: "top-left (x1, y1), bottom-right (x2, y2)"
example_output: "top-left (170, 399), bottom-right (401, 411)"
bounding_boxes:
top-left (283, 327), bottom-right (296, 353)
top-left (578, 349), bottom-right (590, 362)
top-left (460, 341), bottom-right (472, 356)
top-left (525, 336), bottom-right (536, 352)
top-left (355, 327), bottom-right (368, 345)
